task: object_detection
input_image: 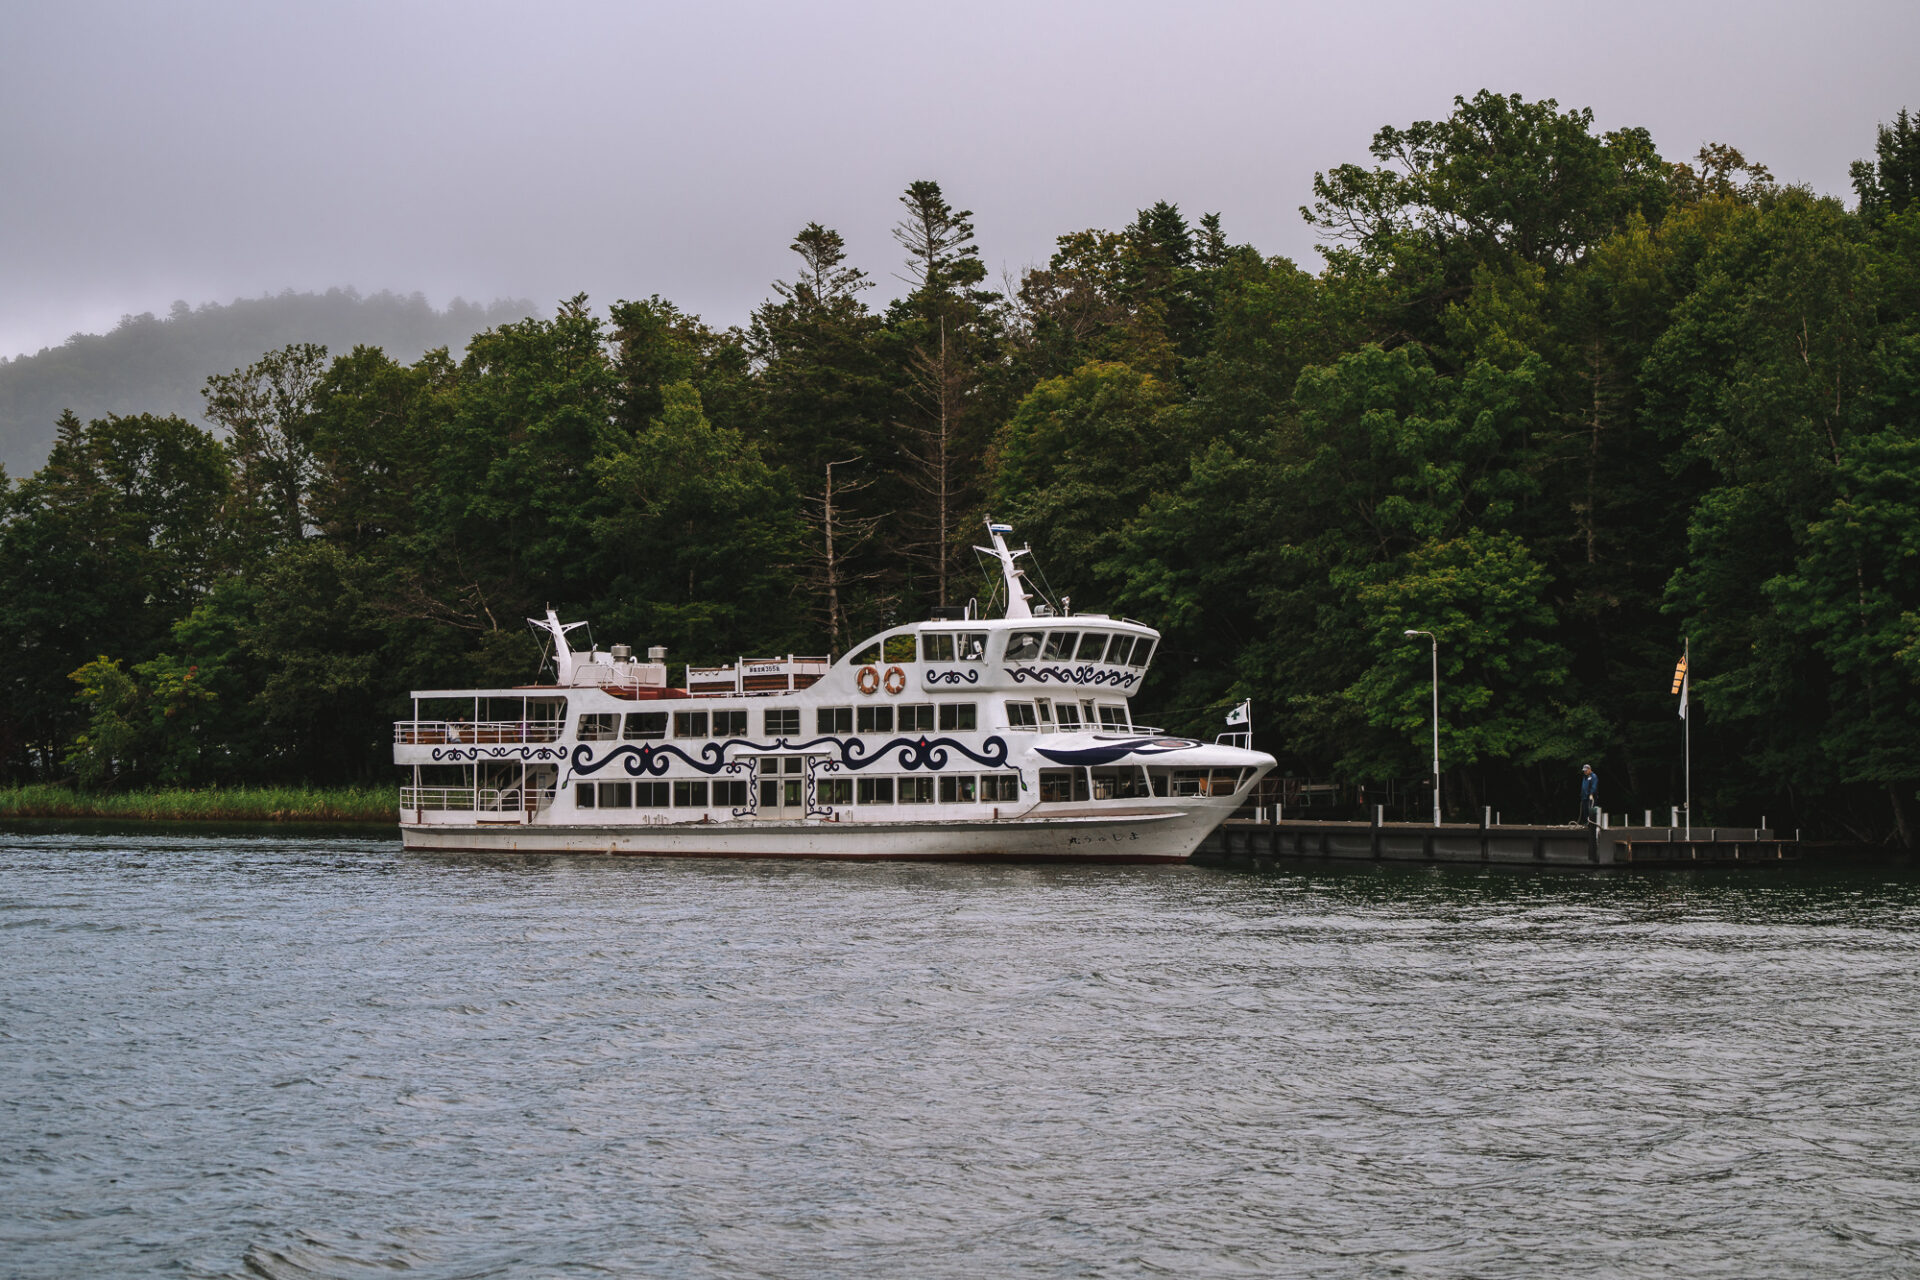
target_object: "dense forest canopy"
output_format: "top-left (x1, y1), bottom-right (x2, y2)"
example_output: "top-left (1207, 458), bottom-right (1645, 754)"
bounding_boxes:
top-left (7, 91), bottom-right (1920, 842)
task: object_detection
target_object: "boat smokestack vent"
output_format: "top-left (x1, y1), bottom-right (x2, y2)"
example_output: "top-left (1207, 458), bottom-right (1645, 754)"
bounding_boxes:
top-left (610, 644), bottom-right (632, 660)
top-left (647, 645), bottom-right (667, 663)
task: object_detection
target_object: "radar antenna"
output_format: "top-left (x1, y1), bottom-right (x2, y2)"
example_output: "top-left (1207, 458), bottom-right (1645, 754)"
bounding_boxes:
top-left (973, 519), bottom-right (1036, 620)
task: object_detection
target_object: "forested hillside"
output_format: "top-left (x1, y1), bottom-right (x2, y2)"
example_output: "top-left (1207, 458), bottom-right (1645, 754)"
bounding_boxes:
top-left (0, 290), bottom-right (536, 475)
top-left (6, 94), bottom-right (1918, 841)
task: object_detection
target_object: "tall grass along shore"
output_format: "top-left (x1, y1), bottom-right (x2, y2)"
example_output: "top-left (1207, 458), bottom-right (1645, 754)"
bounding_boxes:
top-left (0, 785), bottom-right (397, 823)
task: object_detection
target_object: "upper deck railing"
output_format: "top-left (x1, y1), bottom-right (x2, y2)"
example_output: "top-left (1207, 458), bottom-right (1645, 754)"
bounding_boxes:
top-left (686, 655), bottom-right (831, 698)
top-left (394, 720), bottom-right (564, 745)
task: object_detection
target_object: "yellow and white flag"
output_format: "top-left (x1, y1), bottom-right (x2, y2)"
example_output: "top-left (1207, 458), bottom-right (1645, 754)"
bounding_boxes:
top-left (1672, 654), bottom-right (1689, 719)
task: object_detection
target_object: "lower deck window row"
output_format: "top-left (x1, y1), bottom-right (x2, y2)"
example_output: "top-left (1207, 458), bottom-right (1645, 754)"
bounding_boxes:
top-left (1038, 766), bottom-right (1249, 802)
top-left (578, 779), bottom-right (752, 809)
top-left (576, 774), bottom-right (1021, 808)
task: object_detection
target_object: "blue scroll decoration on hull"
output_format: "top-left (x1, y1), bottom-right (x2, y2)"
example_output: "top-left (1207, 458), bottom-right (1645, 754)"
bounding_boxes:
top-left (430, 744), bottom-right (570, 763)
top-left (1005, 665), bottom-right (1141, 689)
top-left (568, 734), bottom-right (1011, 781)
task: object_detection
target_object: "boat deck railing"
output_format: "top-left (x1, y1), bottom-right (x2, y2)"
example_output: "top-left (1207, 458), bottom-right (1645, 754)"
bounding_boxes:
top-left (395, 720), bottom-right (565, 745)
top-left (401, 786), bottom-right (557, 812)
top-left (686, 655), bottom-right (831, 697)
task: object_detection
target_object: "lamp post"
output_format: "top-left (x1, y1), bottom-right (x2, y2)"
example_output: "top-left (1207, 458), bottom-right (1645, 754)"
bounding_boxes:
top-left (1404, 630), bottom-right (1441, 826)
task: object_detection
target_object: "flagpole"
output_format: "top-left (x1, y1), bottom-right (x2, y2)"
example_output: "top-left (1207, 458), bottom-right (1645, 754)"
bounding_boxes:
top-left (1684, 635), bottom-right (1691, 841)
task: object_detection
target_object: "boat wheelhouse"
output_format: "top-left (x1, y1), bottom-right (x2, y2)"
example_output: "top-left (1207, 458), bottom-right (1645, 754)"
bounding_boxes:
top-left (395, 523), bottom-right (1274, 860)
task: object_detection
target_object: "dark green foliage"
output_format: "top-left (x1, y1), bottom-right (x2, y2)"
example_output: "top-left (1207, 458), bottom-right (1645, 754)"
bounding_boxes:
top-left (5, 96), bottom-right (1920, 842)
top-left (1853, 109), bottom-right (1920, 220)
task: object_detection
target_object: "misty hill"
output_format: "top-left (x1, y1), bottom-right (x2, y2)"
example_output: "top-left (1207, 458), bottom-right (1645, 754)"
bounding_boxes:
top-left (0, 289), bottom-right (537, 476)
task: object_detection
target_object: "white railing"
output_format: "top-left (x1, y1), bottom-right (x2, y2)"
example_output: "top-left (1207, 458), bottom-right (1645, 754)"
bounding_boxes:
top-left (686, 655), bottom-right (831, 697)
top-left (400, 787), bottom-right (556, 812)
top-left (394, 721), bottom-right (564, 745)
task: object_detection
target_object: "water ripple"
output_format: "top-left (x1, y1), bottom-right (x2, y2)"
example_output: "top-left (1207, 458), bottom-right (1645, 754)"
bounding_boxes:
top-left (2, 833), bottom-right (1918, 1277)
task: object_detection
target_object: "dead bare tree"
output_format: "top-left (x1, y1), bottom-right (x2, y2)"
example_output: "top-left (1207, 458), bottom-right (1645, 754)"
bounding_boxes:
top-left (802, 457), bottom-right (888, 651)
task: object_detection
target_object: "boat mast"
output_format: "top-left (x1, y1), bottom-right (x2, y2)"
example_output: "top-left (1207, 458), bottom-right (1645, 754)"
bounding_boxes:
top-left (529, 608), bottom-right (590, 684)
top-left (975, 520), bottom-right (1035, 620)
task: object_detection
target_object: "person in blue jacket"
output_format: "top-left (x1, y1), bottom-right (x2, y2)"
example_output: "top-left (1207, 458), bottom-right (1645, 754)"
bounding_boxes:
top-left (1579, 764), bottom-right (1599, 825)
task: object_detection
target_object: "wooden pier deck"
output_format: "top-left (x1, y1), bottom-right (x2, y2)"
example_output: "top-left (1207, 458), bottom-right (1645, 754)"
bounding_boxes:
top-left (1194, 815), bottom-right (1793, 869)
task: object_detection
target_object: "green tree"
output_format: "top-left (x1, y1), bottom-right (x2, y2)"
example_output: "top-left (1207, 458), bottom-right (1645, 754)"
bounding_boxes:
top-left (1852, 108), bottom-right (1920, 221)
top-left (1344, 530), bottom-right (1592, 810)
top-left (989, 361), bottom-right (1185, 603)
top-left (591, 381), bottom-right (806, 657)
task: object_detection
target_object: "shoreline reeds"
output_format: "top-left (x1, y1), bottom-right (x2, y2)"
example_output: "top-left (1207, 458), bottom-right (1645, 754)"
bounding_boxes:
top-left (0, 784), bottom-right (397, 824)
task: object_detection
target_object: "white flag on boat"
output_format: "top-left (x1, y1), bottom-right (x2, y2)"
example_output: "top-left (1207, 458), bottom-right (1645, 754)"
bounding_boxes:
top-left (1225, 699), bottom-right (1251, 726)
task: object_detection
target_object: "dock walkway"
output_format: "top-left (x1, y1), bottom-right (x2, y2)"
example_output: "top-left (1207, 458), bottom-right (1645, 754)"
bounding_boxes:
top-left (1194, 815), bottom-right (1791, 869)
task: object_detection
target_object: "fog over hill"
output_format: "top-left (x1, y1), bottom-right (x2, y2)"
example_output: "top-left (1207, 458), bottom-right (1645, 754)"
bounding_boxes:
top-left (0, 289), bottom-right (537, 476)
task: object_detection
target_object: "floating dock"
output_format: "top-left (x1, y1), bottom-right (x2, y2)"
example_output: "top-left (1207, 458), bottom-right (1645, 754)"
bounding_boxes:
top-left (1193, 815), bottom-right (1792, 869)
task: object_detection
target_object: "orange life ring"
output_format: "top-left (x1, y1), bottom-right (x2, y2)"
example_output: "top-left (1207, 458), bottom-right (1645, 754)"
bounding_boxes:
top-left (856, 665), bottom-right (880, 696)
top-left (883, 665), bottom-right (906, 695)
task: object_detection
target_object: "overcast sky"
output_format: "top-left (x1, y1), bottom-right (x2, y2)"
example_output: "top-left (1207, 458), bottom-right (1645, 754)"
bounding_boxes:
top-left (4, 0), bottom-right (1916, 360)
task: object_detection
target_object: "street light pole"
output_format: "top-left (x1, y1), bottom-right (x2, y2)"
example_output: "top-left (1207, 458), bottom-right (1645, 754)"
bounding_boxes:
top-left (1404, 630), bottom-right (1441, 826)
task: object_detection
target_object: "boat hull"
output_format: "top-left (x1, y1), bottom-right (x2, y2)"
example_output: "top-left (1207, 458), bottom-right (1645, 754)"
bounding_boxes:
top-left (398, 806), bottom-right (1229, 862)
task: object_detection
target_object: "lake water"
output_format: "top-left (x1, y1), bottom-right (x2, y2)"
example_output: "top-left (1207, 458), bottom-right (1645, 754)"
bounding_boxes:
top-left (4, 831), bottom-right (1919, 1278)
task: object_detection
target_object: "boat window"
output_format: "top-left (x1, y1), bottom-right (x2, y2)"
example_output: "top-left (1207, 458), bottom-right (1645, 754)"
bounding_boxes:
top-left (1054, 703), bottom-right (1082, 730)
top-left (765, 708), bottom-right (799, 735)
top-left (899, 777), bottom-right (935, 804)
top-left (1167, 769), bottom-right (1212, 796)
top-left (957, 633), bottom-right (987, 661)
top-left (578, 713), bottom-right (617, 741)
top-left (672, 780), bottom-right (708, 807)
top-left (1006, 702), bottom-right (1038, 730)
top-left (1128, 639), bottom-right (1156, 669)
top-left (1211, 768), bottom-right (1246, 795)
top-left (858, 777), bottom-right (894, 805)
top-left (1075, 633), bottom-right (1109, 661)
top-left (922, 633), bottom-right (955, 662)
top-left (1035, 699), bottom-right (1054, 726)
top-left (938, 703), bottom-right (977, 731)
top-left (1097, 704), bottom-right (1129, 729)
top-left (939, 775), bottom-right (977, 803)
top-left (1039, 769), bottom-right (1088, 803)
top-left (673, 711), bottom-right (708, 739)
top-left (598, 781), bottom-right (633, 808)
top-left (1104, 635), bottom-right (1135, 665)
top-left (858, 705), bottom-right (894, 734)
top-left (1042, 632), bottom-right (1077, 660)
top-left (899, 704), bottom-right (935, 732)
top-left (713, 780), bottom-right (748, 807)
top-left (883, 633), bottom-right (917, 663)
top-left (819, 778), bottom-right (852, 805)
top-left (526, 697), bottom-right (568, 736)
top-left (818, 706), bottom-right (852, 734)
top-left (980, 774), bottom-right (1020, 802)
top-left (575, 782), bottom-right (596, 807)
top-left (1091, 767), bottom-right (1151, 799)
top-left (636, 781), bottom-right (670, 807)
top-left (783, 756), bottom-right (803, 775)
top-left (712, 710), bottom-right (747, 737)
top-left (1005, 631), bottom-right (1044, 662)
top-left (850, 640), bottom-right (881, 665)
top-left (623, 711), bottom-right (666, 740)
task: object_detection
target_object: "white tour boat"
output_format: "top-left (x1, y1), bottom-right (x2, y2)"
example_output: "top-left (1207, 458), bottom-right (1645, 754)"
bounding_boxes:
top-left (394, 523), bottom-right (1275, 860)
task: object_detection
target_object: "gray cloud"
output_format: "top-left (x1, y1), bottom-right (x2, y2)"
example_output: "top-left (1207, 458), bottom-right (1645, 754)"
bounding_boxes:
top-left (4, 0), bottom-right (1915, 357)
